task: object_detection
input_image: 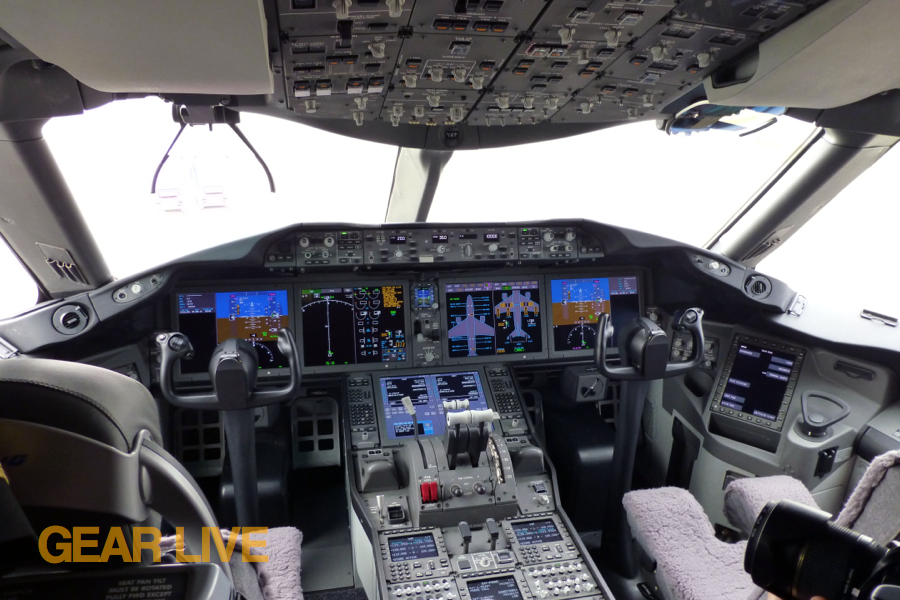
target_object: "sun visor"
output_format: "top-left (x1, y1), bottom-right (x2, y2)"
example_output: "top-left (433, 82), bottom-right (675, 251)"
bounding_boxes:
top-left (0, 0), bottom-right (273, 95)
top-left (704, 0), bottom-right (900, 110)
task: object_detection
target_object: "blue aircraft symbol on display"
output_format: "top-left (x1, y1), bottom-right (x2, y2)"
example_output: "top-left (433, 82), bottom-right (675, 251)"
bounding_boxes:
top-left (495, 290), bottom-right (540, 342)
top-left (448, 295), bottom-right (495, 357)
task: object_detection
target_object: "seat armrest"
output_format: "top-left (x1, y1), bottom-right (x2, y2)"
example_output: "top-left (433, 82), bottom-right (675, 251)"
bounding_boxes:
top-left (724, 475), bottom-right (818, 535)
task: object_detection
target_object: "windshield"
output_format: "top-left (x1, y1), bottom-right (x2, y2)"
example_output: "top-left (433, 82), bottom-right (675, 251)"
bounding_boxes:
top-left (43, 98), bottom-right (817, 278)
top-left (430, 118), bottom-right (817, 246)
top-left (43, 97), bottom-right (397, 278)
top-left (758, 143), bottom-right (900, 315)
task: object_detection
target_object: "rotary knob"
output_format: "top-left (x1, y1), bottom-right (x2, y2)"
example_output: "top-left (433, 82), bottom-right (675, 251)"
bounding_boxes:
top-left (424, 351), bottom-right (435, 362)
top-left (321, 250), bottom-right (330, 259)
top-left (565, 231), bottom-right (576, 241)
top-left (299, 237), bottom-right (310, 248)
top-left (488, 243), bottom-right (499, 252)
top-left (436, 245), bottom-right (447, 254)
top-left (463, 244), bottom-right (474, 258)
top-left (324, 236), bottom-right (335, 247)
top-left (394, 250), bottom-right (404, 259)
top-left (450, 484), bottom-right (463, 497)
top-left (473, 482), bottom-right (486, 494)
top-left (543, 232), bottom-right (555, 242)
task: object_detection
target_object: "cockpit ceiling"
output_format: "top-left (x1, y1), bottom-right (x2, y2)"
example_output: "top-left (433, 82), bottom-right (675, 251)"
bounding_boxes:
top-left (0, 1), bottom-right (860, 122)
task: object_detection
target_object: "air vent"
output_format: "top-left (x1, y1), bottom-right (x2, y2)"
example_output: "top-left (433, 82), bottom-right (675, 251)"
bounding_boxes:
top-left (745, 275), bottom-right (772, 299)
top-left (52, 304), bottom-right (89, 335)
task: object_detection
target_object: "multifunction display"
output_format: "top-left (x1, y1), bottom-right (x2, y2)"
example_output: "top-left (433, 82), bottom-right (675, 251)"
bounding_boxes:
top-left (467, 577), bottom-right (524, 600)
top-left (549, 276), bottom-right (641, 352)
top-left (380, 371), bottom-right (490, 439)
top-left (388, 534), bottom-right (439, 562)
top-left (721, 342), bottom-right (798, 420)
top-left (300, 285), bottom-right (406, 367)
top-left (445, 281), bottom-right (542, 358)
top-left (510, 520), bottom-right (563, 546)
top-left (177, 290), bottom-right (290, 374)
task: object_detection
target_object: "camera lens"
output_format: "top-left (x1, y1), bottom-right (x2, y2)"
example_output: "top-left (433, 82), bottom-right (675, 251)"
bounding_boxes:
top-left (745, 500), bottom-right (887, 600)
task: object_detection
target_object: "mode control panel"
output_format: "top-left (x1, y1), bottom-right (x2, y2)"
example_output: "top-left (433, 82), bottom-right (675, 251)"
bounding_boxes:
top-left (347, 375), bottom-right (380, 450)
top-left (264, 225), bottom-right (606, 269)
top-left (379, 528), bottom-right (453, 583)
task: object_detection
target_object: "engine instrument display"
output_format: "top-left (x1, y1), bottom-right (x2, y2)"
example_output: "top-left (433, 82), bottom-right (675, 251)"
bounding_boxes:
top-left (380, 371), bottom-right (490, 439)
top-left (300, 285), bottom-right (407, 367)
top-left (177, 290), bottom-right (290, 374)
top-left (445, 281), bottom-right (542, 358)
top-left (549, 276), bottom-right (641, 352)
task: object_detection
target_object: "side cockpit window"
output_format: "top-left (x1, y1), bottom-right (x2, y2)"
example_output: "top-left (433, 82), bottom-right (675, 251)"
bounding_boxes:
top-left (0, 238), bottom-right (38, 319)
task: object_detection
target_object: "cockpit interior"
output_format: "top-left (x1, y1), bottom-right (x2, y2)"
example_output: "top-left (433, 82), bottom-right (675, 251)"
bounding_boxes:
top-left (1, 1), bottom-right (900, 600)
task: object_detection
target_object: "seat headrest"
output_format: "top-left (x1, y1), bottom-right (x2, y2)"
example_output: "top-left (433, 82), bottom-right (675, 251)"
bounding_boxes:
top-left (0, 358), bottom-right (162, 452)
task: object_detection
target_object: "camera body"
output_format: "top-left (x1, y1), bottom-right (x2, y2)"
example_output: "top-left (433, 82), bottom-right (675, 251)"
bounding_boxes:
top-left (745, 500), bottom-right (899, 600)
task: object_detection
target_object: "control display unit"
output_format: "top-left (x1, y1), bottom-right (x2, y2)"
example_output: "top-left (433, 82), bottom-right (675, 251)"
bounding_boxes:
top-left (444, 280), bottom-right (543, 359)
top-left (300, 285), bottom-right (407, 367)
top-left (380, 371), bottom-right (490, 439)
top-left (549, 275), bottom-right (641, 353)
top-left (510, 520), bottom-right (563, 546)
top-left (719, 342), bottom-right (799, 421)
top-left (388, 534), bottom-right (440, 562)
top-left (467, 576), bottom-right (524, 600)
top-left (176, 290), bottom-right (290, 374)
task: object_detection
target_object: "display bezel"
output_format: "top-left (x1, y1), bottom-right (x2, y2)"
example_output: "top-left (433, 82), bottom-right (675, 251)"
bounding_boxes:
top-left (296, 279), bottom-right (412, 374)
top-left (439, 276), bottom-right (549, 365)
top-left (171, 284), bottom-right (296, 383)
top-left (544, 270), bottom-right (647, 360)
top-left (374, 366), bottom-right (496, 446)
top-left (465, 575), bottom-right (526, 600)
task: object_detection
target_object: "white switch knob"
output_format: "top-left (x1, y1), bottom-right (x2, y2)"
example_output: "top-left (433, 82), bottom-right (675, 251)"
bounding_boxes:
top-left (580, 102), bottom-right (592, 114)
top-left (650, 45), bottom-right (665, 62)
top-left (427, 94), bottom-right (441, 108)
top-left (429, 67), bottom-right (444, 83)
top-left (353, 112), bottom-right (364, 126)
top-left (413, 106), bottom-right (425, 118)
top-left (304, 100), bottom-right (318, 114)
top-left (470, 76), bottom-right (485, 90)
top-left (558, 27), bottom-right (575, 44)
top-left (495, 95), bottom-right (510, 109)
top-left (697, 52), bottom-right (711, 68)
top-left (450, 106), bottom-right (465, 122)
top-left (354, 97), bottom-right (368, 109)
top-left (386, 0), bottom-right (404, 18)
top-left (333, 0), bottom-right (351, 19)
top-left (368, 42), bottom-right (386, 58)
top-left (392, 104), bottom-right (404, 117)
top-left (523, 96), bottom-right (535, 109)
top-left (576, 49), bottom-right (589, 64)
top-left (604, 29), bottom-right (619, 48)
top-left (403, 74), bottom-right (417, 88)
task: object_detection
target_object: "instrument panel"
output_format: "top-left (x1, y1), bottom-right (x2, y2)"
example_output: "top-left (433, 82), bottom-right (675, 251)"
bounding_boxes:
top-left (171, 270), bottom-right (645, 378)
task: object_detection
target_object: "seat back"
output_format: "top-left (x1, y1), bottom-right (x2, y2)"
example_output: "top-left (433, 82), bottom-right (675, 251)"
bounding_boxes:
top-left (836, 450), bottom-right (900, 546)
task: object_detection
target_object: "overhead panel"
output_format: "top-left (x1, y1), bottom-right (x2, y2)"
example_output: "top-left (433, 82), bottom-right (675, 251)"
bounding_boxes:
top-left (283, 32), bottom-right (401, 121)
top-left (550, 77), bottom-right (676, 123)
top-left (409, 0), bottom-right (546, 38)
top-left (277, 0), bottom-right (414, 35)
top-left (268, 0), bottom-right (837, 129)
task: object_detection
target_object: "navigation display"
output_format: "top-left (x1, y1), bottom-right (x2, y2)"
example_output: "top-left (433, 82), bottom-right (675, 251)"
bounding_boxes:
top-left (445, 281), bottom-right (542, 358)
top-left (388, 534), bottom-right (439, 562)
top-left (720, 343), bottom-right (798, 420)
top-left (510, 520), bottom-right (563, 546)
top-left (177, 290), bottom-right (290, 374)
top-left (467, 577), bottom-right (524, 600)
top-left (300, 285), bottom-right (407, 367)
top-left (549, 276), bottom-right (641, 352)
top-left (380, 371), bottom-right (490, 439)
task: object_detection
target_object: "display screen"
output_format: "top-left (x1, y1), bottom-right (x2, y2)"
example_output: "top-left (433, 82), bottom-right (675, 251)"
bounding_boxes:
top-left (467, 577), bottom-right (524, 600)
top-left (720, 343), bottom-right (797, 420)
top-left (300, 285), bottom-right (406, 367)
top-left (445, 281), bottom-right (542, 358)
top-left (484, 233), bottom-right (500, 241)
top-left (549, 276), bottom-right (641, 352)
top-left (381, 371), bottom-right (490, 439)
top-left (510, 520), bottom-right (563, 546)
top-left (388, 534), bottom-right (440, 562)
top-left (414, 286), bottom-right (435, 309)
top-left (433, 234), bottom-right (449, 243)
top-left (177, 290), bottom-right (290, 374)
top-left (390, 235), bottom-right (407, 244)
top-left (458, 233), bottom-right (477, 240)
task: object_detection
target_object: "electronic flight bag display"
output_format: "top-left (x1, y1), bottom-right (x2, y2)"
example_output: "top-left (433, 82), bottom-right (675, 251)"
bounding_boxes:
top-left (548, 275), bottom-right (641, 352)
top-left (444, 281), bottom-right (542, 358)
top-left (300, 285), bottom-right (407, 367)
top-left (177, 290), bottom-right (290, 373)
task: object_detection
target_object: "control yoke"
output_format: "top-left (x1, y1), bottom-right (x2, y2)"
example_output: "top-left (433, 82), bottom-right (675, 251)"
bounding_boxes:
top-left (594, 308), bottom-right (705, 381)
top-left (156, 328), bottom-right (300, 527)
top-left (157, 328), bottom-right (300, 409)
